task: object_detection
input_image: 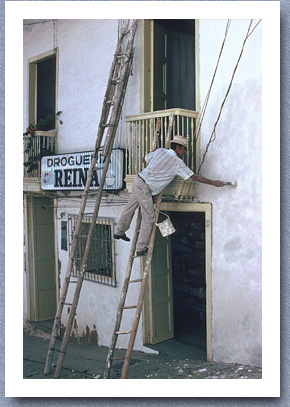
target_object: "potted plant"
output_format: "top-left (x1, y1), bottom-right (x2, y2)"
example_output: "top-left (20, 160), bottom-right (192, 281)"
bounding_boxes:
top-left (23, 111), bottom-right (62, 174)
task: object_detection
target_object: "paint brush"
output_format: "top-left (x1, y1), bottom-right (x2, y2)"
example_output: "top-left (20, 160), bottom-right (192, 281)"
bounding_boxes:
top-left (225, 181), bottom-right (238, 188)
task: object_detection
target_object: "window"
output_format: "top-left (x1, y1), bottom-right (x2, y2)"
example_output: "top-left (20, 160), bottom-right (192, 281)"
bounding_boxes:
top-left (24, 51), bottom-right (58, 178)
top-left (28, 51), bottom-right (57, 130)
top-left (68, 215), bottom-right (116, 286)
top-left (154, 20), bottom-right (196, 111)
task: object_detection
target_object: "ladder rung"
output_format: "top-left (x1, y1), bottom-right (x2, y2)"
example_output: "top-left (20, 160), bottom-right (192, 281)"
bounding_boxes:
top-left (111, 77), bottom-right (120, 84)
top-left (102, 123), bottom-right (115, 128)
top-left (69, 280), bottom-right (78, 283)
top-left (122, 305), bottom-right (137, 309)
top-left (110, 357), bottom-right (125, 361)
top-left (105, 100), bottom-right (114, 105)
top-left (64, 302), bottom-right (72, 306)
top-left (116, 330), bottom-right (131, 335)
top-left (129, 279), bottom-right (142, 283)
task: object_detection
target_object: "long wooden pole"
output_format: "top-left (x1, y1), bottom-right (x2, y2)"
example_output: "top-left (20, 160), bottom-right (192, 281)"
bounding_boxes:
top-left (104, 209), bottom-right (142, 378)
top-left (53, 20), bottom-right (138, 379)
top-left (104, 114), bottom-right (161, 378)
top-left (44, 20), bottom-right (138, 377)
top-left (44, 30), bottom-right (127, 376)
top-left (120, 113), bottom-right (173, 379)
top-left (120, 192), bottom-right (162, 379)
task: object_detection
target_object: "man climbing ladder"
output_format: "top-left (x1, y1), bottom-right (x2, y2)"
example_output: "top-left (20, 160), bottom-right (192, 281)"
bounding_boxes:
top-left (105, 117), bottom-right (230, 378)
top-left (114, 135), bottom-right (227, 256)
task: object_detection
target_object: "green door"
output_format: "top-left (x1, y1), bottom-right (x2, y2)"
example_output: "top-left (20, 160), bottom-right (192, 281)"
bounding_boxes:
top-left (148, 228), bottom-right (174, 344)
top-left (31, 197), bottom-right (56, 321)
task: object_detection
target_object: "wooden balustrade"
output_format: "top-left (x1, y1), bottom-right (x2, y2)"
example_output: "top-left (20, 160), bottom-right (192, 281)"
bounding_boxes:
top-left (23, 131), bottom-right (56, 178)
top-left (125, 108), bottom-right (199, 200)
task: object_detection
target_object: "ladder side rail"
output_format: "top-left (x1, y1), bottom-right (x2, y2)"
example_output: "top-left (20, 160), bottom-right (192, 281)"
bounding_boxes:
top-left (44, 42), bottom-right (124, 377)
top-left (104, 209), bottom-right (141, 379)
top-left (102, 19), bottom-right (138, 158)
top-left (120, 113), bottom-right (173, 379)
top-left (98, 34), bottom-right (126, 134)
top-left (54, 116), bottom-right (129, 378)
top-left (121, 193), bottom-right (162, 379)
top-left (165, 113), bottom-right (174, 148)
top-left (44, 22), bottom-right (137, 376)
top-left (43, 130), bottom-right (107, 375)
top-left (151, 117), bottom-right (161, 151)
top-left (53, 20), bottom-right (139, 379)
top-left (104, 113), bottom-right (161, 379)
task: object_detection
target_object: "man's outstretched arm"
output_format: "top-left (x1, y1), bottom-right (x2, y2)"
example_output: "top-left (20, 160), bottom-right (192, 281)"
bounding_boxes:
top-left (191, 173), bottom-right (227, 188)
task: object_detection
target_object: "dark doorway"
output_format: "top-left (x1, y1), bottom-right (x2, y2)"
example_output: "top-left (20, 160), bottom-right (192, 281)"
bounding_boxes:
top-left (36, 55), bottom-right (56, 129)
top-left (153, 19), bottom-right (196, 111)
top-left (170, 211), bottom-right (206, 353)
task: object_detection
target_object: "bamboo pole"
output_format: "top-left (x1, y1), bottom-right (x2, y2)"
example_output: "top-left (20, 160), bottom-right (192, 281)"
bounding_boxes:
top-left (104, 113), bottom-right (160, 379)
top-left (53, 20), bottom-right (138, 379)
top-left (104, 209), bottom-right (142, 379)
top-left (44, 42), bottom-right (122, 375)
top-left (165, 112), bottom-right (174, 148)
top-left (120, 192), bottom-right (162, 379)
top-left (120, 112), bottom-right (173, 379)
top-left (151, 117), bottom-right (161, 152)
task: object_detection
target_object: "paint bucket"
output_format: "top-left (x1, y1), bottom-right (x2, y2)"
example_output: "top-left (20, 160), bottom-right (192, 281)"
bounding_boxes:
top-left (156, 212), bottom-right (176, 237)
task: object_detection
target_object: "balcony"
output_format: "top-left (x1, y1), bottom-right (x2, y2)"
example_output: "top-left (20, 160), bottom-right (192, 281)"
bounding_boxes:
top-left (125, 108), bottom-right (200, 201)
top-left (23, 131), bottom-right (57, 193)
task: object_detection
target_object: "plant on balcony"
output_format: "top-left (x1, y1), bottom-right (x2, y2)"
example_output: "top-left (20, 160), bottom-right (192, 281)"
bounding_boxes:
top-left (23, 111), bottom-right (62, 174)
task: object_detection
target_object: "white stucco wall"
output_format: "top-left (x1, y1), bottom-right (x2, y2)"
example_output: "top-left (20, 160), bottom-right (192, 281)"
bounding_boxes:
top-left (56, 196), bottom-right (153, 353)
top-left (23, 19), bottom-right (140, 150)
top-left (23, 19), bottom-right (147, 352)
top-left (197, 20), bottom-right (262, 365)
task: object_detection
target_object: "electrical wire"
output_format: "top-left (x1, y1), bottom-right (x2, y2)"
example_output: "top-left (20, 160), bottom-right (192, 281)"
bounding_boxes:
top-left (198, 19), bottom-right (261, 174)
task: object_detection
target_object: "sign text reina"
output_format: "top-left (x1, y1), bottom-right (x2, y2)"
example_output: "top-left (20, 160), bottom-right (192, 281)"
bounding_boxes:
top-left (49, 153), bottom-right (98, 188)
top-left (41, 150), bottom-right (124, 191)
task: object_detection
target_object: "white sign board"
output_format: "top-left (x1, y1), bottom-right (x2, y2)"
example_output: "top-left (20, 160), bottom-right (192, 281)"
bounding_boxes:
top-left (41, 149), bottom-right (124, 191)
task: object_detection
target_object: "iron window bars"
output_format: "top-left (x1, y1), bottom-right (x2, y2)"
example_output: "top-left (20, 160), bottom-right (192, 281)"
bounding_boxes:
top-left (68, 214), bottom-right (116, 287)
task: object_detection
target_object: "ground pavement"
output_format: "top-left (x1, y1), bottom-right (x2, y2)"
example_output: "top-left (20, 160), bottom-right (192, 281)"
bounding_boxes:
top-left (23, 322), bottom-right (262, 380)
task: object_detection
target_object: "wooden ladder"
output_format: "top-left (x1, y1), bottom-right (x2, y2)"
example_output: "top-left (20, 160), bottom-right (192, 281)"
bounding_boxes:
top-left (104, 113), bottom-right (174, 379)
top-left (43, 20), bottom-right (138, 379)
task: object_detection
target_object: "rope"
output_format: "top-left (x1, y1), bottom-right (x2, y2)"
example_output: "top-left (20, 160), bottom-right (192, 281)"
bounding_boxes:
top-left (194, 20), bottom-right (231, 147)
top-left (179, 20), bottom-right (231, 199)
top-left (198, 19), bottom-right (261, 174)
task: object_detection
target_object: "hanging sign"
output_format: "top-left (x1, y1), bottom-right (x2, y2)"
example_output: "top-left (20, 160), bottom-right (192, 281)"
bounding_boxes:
top-left (41, 149), bottom-right (124, 191)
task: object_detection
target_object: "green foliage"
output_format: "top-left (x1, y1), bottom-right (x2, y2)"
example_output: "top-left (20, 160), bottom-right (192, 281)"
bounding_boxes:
top-left (23, 112), bottom-right (63, 174)
top-left (24, 147), bottom-right (54, 173)
top-left (24, 111), bottom-right (63, 136)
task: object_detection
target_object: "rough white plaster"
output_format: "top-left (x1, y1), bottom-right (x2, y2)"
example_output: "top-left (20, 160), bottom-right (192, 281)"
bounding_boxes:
top-left (56, 196), bottom-right (155, 353)
top-left (198, 20), bottom-right (262, 365)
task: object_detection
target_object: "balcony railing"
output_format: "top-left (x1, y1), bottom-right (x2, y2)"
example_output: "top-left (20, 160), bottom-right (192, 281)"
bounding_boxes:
top-left (23, 131), bottom-right (57, 178)
top-left (125, 108), bottom-right (199, 200)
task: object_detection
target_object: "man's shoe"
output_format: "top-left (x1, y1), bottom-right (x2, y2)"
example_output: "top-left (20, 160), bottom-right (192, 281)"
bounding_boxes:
top-left (113, 233), bottom-right (130, 242)
top-left (136, 247), bottom-right (148, 257)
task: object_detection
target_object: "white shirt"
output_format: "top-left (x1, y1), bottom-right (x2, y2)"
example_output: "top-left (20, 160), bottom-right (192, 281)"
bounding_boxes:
top-left (139, 148), bottom-right (194, 195)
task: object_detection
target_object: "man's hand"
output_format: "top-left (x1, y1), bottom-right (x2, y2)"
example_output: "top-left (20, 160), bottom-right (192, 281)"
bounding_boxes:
top-left (212, 180), bottom-right (227, 188)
